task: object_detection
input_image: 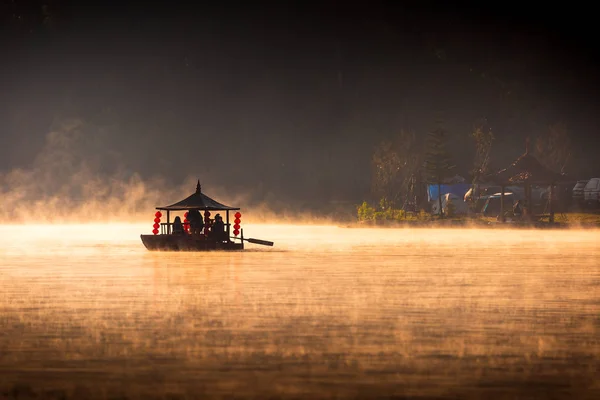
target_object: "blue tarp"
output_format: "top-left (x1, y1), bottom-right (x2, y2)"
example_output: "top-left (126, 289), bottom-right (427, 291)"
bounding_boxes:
top-left (427, 184), bottom-right (471, 202)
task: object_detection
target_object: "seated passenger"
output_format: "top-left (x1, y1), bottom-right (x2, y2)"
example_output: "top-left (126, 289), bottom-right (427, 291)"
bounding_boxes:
top-left (188, 209), bottom-right (204, 234)
top-left (172, 216), bottom-right (185, 235)
top-left (210, 214), bottom-right (226, 242)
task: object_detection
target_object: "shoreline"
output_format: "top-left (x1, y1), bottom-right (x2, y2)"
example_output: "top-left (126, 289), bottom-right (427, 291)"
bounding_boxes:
top-left (341, 219), bottom-right (600, 230)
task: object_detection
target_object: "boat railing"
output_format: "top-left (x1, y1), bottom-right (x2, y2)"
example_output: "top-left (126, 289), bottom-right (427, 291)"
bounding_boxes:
top-left (159, 222), bottom-right (232, 235)
top-left (160, 222), bottom-right (170, 235)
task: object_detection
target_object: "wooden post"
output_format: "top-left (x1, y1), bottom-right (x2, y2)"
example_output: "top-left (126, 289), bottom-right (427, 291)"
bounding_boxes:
top-left (524, 183), bottom-right (533, 221)
top-left (437, 181), bottom-right (443, 218)
top-left (500, 185), bottom-right (506, 223)
top-left (549, 184), bottom-right (555, 223)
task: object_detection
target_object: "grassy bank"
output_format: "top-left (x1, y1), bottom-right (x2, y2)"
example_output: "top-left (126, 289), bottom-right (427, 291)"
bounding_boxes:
top-left (353, 202), bottom-right (600, 229)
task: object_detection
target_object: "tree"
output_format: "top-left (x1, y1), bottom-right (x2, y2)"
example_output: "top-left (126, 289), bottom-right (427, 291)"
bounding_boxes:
top-left (534, 122), bottom-right (571, 173)
top-left (371, 140), bottom-right (400, 206)
top-left (423, 126), bottom-right (455, 217)
top-left (470, 119), bottom-right (494, 183)
top-left (371, 130), bottom-right (421, 209)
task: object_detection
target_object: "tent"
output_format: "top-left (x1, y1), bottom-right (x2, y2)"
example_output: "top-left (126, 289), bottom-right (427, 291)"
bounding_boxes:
top-left (482, 193), bottom-right (516, 217)
top-left (427, 184), bottom-right (471, 203)
top-left (431, 193), bottom-right (469, 216)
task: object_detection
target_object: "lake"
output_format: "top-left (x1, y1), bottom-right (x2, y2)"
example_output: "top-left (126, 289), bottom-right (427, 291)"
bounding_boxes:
top-left (1, 224), bottom-right (598, 399)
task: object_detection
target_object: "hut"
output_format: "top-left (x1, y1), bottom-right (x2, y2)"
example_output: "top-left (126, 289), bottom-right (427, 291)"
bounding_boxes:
top-left (482, 139), bottom-right (566, 223)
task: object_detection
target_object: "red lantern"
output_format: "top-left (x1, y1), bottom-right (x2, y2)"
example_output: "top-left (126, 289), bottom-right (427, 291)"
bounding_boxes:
top-left (152, 212), bottom-right (161, 235)
top-left (233, 211), bottom-right (241, 236)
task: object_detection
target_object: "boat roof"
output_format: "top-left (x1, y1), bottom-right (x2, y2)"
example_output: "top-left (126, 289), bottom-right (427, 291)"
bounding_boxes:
top-left (157, 180), bottom-right (240, 211)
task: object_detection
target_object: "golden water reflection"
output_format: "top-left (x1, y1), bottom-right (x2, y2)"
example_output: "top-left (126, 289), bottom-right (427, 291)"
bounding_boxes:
top-left (0, 224), bottom-right (599, 399)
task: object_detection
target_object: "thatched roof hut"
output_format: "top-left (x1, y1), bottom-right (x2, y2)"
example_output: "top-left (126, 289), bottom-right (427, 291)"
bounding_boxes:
top-left (480, 139), bottom-right (566, 223)
top-left (485, 148), bottom-right (565, 186)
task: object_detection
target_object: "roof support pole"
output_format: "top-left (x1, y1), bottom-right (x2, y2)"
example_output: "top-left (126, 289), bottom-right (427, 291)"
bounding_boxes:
top-left (167, 210), bottom-right (170, 235)
top-left (226, 210), bottom-right (230, 242)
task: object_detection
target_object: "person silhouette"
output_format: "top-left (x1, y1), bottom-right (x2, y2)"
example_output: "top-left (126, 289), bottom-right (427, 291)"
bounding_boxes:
top-left (172, 216), bottom-right (185, 235)
top-left (188, 209), bottom-right (203, 234)
top-left (210, 214), bottom-right (226, 242)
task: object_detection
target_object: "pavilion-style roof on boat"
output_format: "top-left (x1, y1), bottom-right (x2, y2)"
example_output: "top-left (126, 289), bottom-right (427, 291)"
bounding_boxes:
top-left (157, 180), bottom-right (240, 211)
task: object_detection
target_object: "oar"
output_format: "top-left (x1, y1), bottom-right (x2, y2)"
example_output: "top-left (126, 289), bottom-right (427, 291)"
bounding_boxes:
top-left (231, 237), bottom-right (274, 246)
top-left (247, 238), bottom-right (274, 246)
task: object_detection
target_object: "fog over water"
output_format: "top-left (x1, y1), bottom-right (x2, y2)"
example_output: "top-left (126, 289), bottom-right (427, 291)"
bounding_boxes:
top-left (0, 120), bottom-right (349, 224)
top-left (1, 224), bottom-right (598, 399)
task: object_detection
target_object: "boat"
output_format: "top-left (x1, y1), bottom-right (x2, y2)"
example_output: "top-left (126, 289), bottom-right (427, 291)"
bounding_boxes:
top-left (140, 180), bottom-right (274, 251)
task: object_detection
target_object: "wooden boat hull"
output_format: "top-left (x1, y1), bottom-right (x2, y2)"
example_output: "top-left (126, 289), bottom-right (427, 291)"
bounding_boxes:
top-left (140, 234), bottom-right (244, 251)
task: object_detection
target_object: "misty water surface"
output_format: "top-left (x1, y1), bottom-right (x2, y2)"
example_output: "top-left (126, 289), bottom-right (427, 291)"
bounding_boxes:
top-left (0, 224), bottom-right (598, 399)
